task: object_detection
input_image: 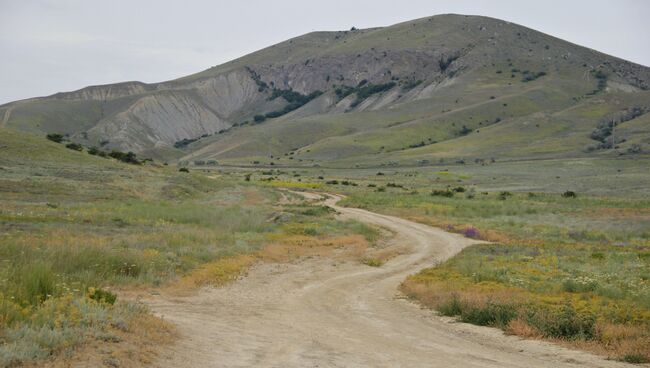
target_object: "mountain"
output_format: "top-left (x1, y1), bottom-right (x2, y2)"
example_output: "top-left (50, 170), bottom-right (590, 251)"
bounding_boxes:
top-left (2, 14), bottom-right (649, 166)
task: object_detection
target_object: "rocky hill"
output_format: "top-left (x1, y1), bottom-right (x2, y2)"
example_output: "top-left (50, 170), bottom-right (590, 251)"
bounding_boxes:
top-left (2, 14), bottom-right (649, 165)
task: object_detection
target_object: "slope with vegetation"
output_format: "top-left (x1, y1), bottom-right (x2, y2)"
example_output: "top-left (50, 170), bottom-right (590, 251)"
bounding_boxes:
top-left (1, 14), bottom-right (648, 166)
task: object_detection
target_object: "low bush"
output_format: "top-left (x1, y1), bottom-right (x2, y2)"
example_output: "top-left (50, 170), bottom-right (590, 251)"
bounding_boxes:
top-left (436, 295), bottom-right (517, 328)
top-left (622, 354), bottom-right (649, 364)
top-left (362, 258), bottom-right (383, 267)
top-left (109, 150), bottom-right (140, 164)
top-left (65, 143), bottom-right (83, 151)
top-left (45, 133), bottom-right (64, 143)
top-left (498, 191), bottom-right (512, 200)
top-left (431, 189), bottom-right (454, 197)
top-left (562, 191), bottom-right (577, 198)
top-left (87, 287), bottom-right (117, 305)
top-left (524, 304), bottom-right (596, 340)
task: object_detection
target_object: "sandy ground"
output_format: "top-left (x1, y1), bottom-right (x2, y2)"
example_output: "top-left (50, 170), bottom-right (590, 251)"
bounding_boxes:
top-left (144, 193), bottom-right (631, 367)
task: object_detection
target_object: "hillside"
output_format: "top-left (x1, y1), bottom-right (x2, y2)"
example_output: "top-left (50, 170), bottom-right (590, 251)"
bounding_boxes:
top-left (1, 14), bottom-right (649, 165)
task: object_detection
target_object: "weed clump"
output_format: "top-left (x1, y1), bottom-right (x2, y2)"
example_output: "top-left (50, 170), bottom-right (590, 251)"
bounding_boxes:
top-left (524, 304), bottom-right (596, 340)
top-left (431, 189), bottom-right (454, 197)
top-left (87, 287), bottom-right (117, 305)
top-left (498, 191), bottom-right (512, 200)
top-left (362, 258), bottom-right (383, 267)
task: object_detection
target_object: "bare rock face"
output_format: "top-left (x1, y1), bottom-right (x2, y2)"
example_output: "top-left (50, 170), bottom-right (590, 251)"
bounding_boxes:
top-left (249, 48), bottom-right (461, 94)
top-left (84, 91), bottom-right (229, 152)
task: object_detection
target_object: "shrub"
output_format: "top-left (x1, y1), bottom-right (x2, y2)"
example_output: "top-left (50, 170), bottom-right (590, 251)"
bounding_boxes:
top-left (46, 133), bottom-right (64, 143)
top-left (325, 180), bottom-right (339, 185)
top-left (431, 189), bottom-right (454, 197)
top-left (362, 258), bottom-right (383, 267)
top-left (460, 302), bottom-right (518, 328)
top-left (401, 79), bottom-right (423, 91)
top-left (179, 167), bottom-right (189, 173)
top-left (87, 147), bottom-right (100, 155)
top-left (562, 191), bottom-right (577, 198)
top-left (525, 304), bottom-right (596, 340)
top-left (264, 89), bottom-right (323, 119)
top-left (87, 287), bottom-right (117, 305)
top-left (462, 227), bottom-right (479, 239)
top-left (437, 294), bottom-right (463, 316)
top-left (521, 71), bottom-right (547, 82)
top-left (350, 82), bottom-right (396, 107)
top-left (452, 186), bottom-right (465, 193)
top-left (458, 125), bottom-right (472, 136)
top-left (65, 143), bottom-right (83, 151)
top-left (253, 115), bottom-right (266, 123)
top-left (174, 137), bottom-right (199, 148)
top-left (622, 354), bottom-right (649, 364)
top-left (108, 150), bottom-right (140, 164)
top-left (498, 191), bottom-right (512, 200)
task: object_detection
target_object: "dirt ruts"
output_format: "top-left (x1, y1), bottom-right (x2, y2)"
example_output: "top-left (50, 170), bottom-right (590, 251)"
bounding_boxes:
top-left (145, 193), bottom-right (631, 367)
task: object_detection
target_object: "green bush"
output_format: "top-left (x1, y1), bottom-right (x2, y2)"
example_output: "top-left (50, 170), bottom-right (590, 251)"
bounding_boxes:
top-left (431, 189), bottom-right (454, 197)
top-left (498, 191), bottom-right (512, 200)
top-left (65, 143), bottom-right (83, 151)
top-left (45, 133), bottom-right (64, 143)
top-left (562, 191), bottom-right (577, 198)
top-left (437, 294), bottom-right (463, 316)
top-left (87, 288), bottom-right (117, 305)
top-left (460, 302), bottom-right (517, 328)
top-left (525, 304), bottom-right (596, 339)
top-left (108, 150), bottom-right (140, 164)
top-left (621, 354), bottom-right (649, 364)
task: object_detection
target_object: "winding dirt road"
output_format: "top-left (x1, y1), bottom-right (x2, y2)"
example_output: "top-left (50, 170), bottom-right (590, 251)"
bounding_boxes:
top-left (146, 194), bottom-right (630, 367)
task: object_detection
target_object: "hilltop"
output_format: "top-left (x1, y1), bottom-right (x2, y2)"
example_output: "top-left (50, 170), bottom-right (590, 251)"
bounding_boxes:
top-left (1, 14), bottom-right (649, 166)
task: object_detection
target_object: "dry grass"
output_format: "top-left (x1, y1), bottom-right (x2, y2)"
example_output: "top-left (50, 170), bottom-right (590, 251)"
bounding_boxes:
top-left (401, 278), bottom-right (650, 362)
top-left (505, 318), bottom-right (541, 338)
top-left (26, 311), bottom-right (176, 368)
top-left (168, 234), bottom-right (371, 295)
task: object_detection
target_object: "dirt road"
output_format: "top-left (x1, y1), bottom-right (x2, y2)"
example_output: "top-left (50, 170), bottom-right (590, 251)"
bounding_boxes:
top-left (146, 193), bottom-right (630, 367)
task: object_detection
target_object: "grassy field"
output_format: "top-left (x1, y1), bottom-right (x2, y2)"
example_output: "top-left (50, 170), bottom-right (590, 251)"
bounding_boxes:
top-left (222, 160), bottom-right (650, 362)
top-left (2, 125), bottom-right (650, 364)
top-left (0, 129), bottom-right (378, 366)
top-left (332, 180), bottom-right (650, 362)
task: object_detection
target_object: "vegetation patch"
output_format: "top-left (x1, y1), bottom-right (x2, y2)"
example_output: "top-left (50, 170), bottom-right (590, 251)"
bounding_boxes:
top-left (341, 188), bottom-right (650, 361)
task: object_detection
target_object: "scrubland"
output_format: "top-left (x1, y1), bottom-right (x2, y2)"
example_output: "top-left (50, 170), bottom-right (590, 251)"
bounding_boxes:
top-left (0, 129), bottom-right (377, 366)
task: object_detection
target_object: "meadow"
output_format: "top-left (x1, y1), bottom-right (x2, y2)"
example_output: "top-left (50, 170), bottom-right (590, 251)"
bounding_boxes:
top-left (332, 179), bottom-right (650, 362)
top-left (0, 129), bottom-right (378, 366)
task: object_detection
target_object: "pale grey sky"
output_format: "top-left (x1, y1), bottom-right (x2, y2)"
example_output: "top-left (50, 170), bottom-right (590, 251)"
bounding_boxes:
top-left (1, 0), bottom-right (648, 104)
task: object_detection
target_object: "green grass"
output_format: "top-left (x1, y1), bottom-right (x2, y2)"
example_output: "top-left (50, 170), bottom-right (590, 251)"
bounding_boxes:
top-left (0, 128), bottom-right (378, 365)
top-left (335, 182), bottom-right (650, 360)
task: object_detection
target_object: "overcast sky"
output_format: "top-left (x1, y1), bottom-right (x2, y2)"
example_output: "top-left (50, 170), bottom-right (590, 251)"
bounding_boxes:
top-left (1, 0), bottom-right (648, 104)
